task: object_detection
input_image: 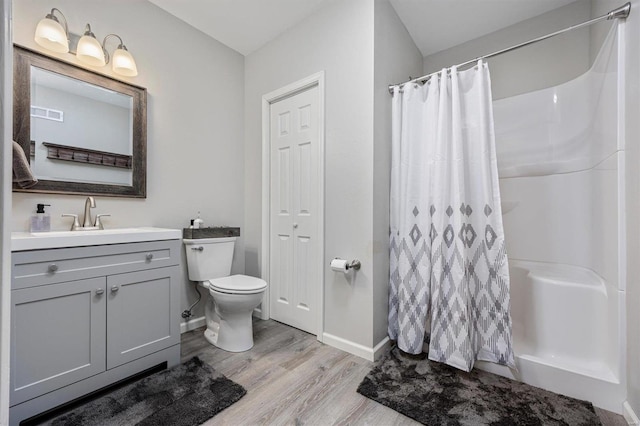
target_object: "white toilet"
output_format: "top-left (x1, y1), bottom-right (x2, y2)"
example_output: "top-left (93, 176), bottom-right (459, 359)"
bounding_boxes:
top-left (183, 237), bottom-right (267, 352)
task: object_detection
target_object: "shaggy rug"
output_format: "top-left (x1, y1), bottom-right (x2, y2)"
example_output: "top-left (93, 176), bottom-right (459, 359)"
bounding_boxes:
top-left (43, 357), bottom-right (246, 426)
top-left (357, 346), bottom-right (601, 426)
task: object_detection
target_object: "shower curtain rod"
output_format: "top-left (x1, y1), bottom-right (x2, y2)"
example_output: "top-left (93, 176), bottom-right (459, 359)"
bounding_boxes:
top-left (388, 2), bottom-right (631, 94)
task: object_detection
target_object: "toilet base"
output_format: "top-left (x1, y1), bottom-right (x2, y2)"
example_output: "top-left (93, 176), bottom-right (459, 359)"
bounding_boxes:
top-left (203, 324), bottom-right (219, 346)
top-left (200, 285), bottom-right (264, 353)
top-left (204, 323), bottom-right (253, 352)
top-left (203, 321), bottom-right (254, 352)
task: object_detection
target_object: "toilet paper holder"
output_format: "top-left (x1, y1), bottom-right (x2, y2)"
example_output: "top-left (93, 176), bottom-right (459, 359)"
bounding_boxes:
top-left (348, 259), bottom-right (361, 270)
top-left (331, 258), bottom-right (361, 271)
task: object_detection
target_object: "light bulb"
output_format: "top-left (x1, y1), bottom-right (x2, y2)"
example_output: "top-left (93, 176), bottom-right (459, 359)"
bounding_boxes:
top-left (76, 24), bottom-right (106, 67)
top-left (112, 47), bottom-right (138, 77)
top-left (34, 16), bottom-right (68, 53)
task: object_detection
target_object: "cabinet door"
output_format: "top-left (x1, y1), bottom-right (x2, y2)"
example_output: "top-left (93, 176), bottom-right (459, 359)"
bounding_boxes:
top-left (107, 266), bottom-right (180, 369)
top-left (11, 277), bottom-right (107, 406)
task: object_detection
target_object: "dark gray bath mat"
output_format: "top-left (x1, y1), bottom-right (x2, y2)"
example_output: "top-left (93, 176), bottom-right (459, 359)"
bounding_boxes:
top-left (357, 346), bottom-right (601, 425)
top-left (45, 357), bottom-right (246, 426)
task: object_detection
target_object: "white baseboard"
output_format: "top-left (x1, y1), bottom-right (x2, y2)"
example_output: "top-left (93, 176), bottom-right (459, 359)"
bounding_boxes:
top-left (373, 337), bottom-right (392, 360)
top-left (624, 401), bottom-right (640, 425)
top-left (322, 333), bottom-right (390, 362)
top-left (180, 316), bottom-right (205, 334)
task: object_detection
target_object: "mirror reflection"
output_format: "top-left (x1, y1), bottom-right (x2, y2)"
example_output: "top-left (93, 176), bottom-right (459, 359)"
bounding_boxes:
top-left (30, 67), bottom-right (134, 185)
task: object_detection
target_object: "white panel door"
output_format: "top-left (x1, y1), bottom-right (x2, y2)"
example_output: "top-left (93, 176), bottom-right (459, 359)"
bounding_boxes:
top-left (270, 85), bottom-right (319, 334)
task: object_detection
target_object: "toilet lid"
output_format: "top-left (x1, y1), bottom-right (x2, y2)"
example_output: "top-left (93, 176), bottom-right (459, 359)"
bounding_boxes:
top-left (208, 275), bottom-right (267, 294)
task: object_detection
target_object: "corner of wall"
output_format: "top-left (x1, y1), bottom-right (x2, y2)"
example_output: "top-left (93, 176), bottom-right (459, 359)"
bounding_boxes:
top-left (322, 332), bottom-right (391, 362)
top-left (624, 401), bottom-right (640, 425)
top-left (0, 0), bottom-right (11, 423)
top-left (623, 0), bottom-right (640, 417)
top-left (371, 0), bottom-right (422, 346)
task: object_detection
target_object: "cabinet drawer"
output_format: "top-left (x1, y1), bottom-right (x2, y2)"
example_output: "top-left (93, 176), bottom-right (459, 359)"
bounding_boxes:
top-left (12, 240), bottom-right (181, 290)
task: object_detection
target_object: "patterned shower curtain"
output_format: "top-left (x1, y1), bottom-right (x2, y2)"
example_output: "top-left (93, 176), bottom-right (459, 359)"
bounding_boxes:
top-left (388, 61), bottom-right (515, 372)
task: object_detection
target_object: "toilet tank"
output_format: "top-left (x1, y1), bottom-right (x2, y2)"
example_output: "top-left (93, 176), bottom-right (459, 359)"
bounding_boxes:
top-left (183, 237), bottom-right (236, 281)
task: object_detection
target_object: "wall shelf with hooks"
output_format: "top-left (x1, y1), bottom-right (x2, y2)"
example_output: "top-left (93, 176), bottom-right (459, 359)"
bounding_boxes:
top-left (42, 141), bottom-right (132, 169)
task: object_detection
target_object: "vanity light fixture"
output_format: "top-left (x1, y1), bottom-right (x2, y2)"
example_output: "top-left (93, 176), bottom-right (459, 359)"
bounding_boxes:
top-left (34, 8), bottom-right (69, 53)
top-left (103, 34), bottom-right (138, 77)
top-left (76, 24), bottom-right (106, 67)
top-left (34, 9), bottom-right (138, 77)
top-left (76, 28), bottom-right (138, 76)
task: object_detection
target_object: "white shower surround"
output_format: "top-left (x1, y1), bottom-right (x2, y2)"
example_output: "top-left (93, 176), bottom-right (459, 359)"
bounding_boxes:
top-left (475, 25), bottom-right (626, 413)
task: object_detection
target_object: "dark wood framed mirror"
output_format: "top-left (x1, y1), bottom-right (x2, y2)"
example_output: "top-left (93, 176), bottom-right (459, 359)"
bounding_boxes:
top-left (13, 45), bottom-right (147, 197)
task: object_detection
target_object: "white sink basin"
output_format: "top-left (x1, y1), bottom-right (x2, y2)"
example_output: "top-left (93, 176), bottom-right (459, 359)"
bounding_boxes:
top-left (28, 227), bottom-right (151, 237)
top-left (12, 227), bottom-right (182, 251)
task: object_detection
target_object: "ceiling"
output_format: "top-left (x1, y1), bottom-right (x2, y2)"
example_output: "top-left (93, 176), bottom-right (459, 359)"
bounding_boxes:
top-left (148, 0), bottom-right (331, 56)
top-left (389, 0), bottom-right (579, 57)
top-left (149, 0), bottom-right (580, 57)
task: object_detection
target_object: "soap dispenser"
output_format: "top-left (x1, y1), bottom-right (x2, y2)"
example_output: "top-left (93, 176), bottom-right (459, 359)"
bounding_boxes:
top-left (30, 203), bottom-right (51, 233)
top-left (194, 212), bottom-right (204, 229)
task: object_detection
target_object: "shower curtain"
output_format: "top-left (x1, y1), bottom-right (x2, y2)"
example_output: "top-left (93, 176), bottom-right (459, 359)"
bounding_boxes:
top-left (388, 61), bottom-right (515, 372)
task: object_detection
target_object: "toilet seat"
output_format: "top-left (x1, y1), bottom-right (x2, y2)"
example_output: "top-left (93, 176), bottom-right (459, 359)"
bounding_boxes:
top-left (207, 274), bottom-right (267, 295)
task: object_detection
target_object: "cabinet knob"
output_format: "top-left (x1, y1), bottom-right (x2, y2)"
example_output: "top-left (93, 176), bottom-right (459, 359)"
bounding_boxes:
top-left (146, 253), bottom-right (154, 261)
top-left (111, 285), bottom-right (120, 293)
top-left (48, 263), bottom-right (58, 273)
top-left (293, 223), bottom-right (299, 229)
top-left (96, 288), bottom-right (104, 295)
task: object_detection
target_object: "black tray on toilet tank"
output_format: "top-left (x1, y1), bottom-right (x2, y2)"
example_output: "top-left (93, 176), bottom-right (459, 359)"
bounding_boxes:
top-left (182, 227), bottom-right (240, 239)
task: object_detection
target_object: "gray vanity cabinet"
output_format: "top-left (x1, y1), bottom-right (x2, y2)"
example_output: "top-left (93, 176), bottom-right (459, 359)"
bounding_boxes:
top-left (10, 239), bottom-right (182, 425)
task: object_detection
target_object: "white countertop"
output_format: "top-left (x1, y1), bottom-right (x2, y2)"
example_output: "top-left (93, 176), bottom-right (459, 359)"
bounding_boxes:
top-left (11, 227), bottom-right (182, 251)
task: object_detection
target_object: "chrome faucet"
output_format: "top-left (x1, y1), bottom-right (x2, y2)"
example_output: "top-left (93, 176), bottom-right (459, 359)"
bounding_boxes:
top-left (83, 196), bottom-right (96, 228)
top-left (61, 197), bottom-right (110, 231)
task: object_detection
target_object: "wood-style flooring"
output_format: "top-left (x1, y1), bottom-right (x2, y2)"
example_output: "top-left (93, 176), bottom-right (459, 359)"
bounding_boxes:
top-left (181, 319), bottom-right (628, 426)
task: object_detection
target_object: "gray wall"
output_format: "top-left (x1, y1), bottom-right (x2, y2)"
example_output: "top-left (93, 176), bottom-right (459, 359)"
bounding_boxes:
top-left (244, 0), bottom-right (421, 352)
top-left (372, 0), bottom-right (422, 346)
top-left (12, 0), bottom-right (246, 322)
top-left (423, 1), bottom-right (592, 100)
top-left (244, 0), bottom-right (378, 348)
